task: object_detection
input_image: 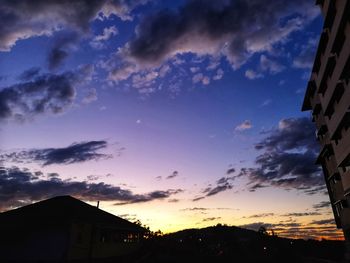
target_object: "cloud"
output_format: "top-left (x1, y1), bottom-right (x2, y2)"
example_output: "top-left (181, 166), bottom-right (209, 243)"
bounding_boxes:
top-left (1, 141), bottom-right (111, 166)
top-left (181, 207), bottom-right (209, 212)
top-left (48, 32), bottom-right (79, 70)
top-left (193, 176), bottom-right (235, 201)
top-left (239, 117), bottom-right (324, 194)
top-left (202, 217), bottom-right (221, 222)
top-left (239, 219), bottom-right (342, 240)
top-left (260, 55), bottom-right (285, 74)
top-left (293, 37), bottom-right (318, 69)
top-left (0, 166), bottom-right (182, 211)
top-left (192, 73), bottom-right (210, 85)
top-left (255, 117), bottom-right (319, 152)
top-left (311, 218), bottom-right (335, 225)
top-left (235, 120), bottom-right (253, 131)
top-left (90, 26), bottom-right (118, 49)
top-left (0, 0), bottom-right (150, 52)
top-left (18, 67), bottom-right (41, 81)
top-left (114, 189), bottom-right (184, 205)
top-left (313, 201), bottom-right (331, 210)
top-left (166, 171), bottom-right (179, 180)
top-left (213, 68), bottom-right (224, 80)
top-left (244, 213), bottom-right (275, 219)
top-left (82, 88), bottom-right (98, 104)
top-left (121, 0), bottom-right (318, 69)
top-left (0, 66), bottom-right (93, 122)
top-left (245, 69), bottom-right (263, 80)
top-left (248, 183), bottom-right (268, 192)
top-left (261, 99), bottom-right (272, 107)
top-left (281, 212), bottom-right (322, 217)
top-left (226, 168), bottom-right (235, 175)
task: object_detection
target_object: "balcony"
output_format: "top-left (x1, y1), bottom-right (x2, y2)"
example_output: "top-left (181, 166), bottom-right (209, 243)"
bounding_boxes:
top-left (340, 208), bottom-right (350, 228)
top-left (312, 30), bottom-right (329, 75)
top-left (334, 126), bottom-right (350, 166)
top-left (323, 81), bottom-right (345, 119)
top-left (325, 155), bottom-right (338, 176)
top-left (302, 80), bottom-right (317, 111)
top-left (331, 10), bottom-right (350, 56)
top-left (318, 55), bottom-right (337, 95)
top-left (314, 111), bottom-right (326, 130)
top-left (332, 180), bottom-right (344, 201)
top-left (340, 54), bottom-right (350, 85)
top-left (323, 0), bottom-right (336, 31)
top-left (341, 170), bottom-right (350, 193)
top-left (319, 131), bottom-right (331, 147)
top-left (328, 82), bottom-right (350, 138)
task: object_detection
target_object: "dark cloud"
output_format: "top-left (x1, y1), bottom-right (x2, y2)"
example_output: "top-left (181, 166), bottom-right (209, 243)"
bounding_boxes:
top-left (1, 141), bottom-right (111, 166)
top-left (193, 176), bottom-right (235, 201)
top-left (0, 67), bottom-right (92, 122)
top-left (281, 212), bottom-right (322, 217)
top-left (311, 218), bottom-right (335, 225)
top-left (181, 207), bottom-right (209, 211)
top-left (244, 213), bottom-right (275, 219)
top-left (0, 166), bottom-right (182, 211)
top-left (166, 170), bottom-right (179, 179)
top-left (248, 183), bottom-right (268, 192)
top-left (313, 201), bottom-right (331, 210)
top-left (254, 117), bottom-right (319, 153)
top-left (0, 0), bottom-right (150, 52)
top-left (18, 67), bottom-right (41, 81)
top-left (113, 0), bottom-right (318, 76)
top-left (48, 32), bottom-right (79, 70)
top-left (226, 167), bottom-right (235, 175)
top-left (114, 189), bottom-right (183, 205)
top-left (239, 117), bottom-right (324, 194)
top-left (202, 217), bottom-right (221, 222)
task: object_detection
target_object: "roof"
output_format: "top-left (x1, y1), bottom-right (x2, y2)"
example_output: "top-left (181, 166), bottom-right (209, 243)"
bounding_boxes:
top-left (0, 196), bottom-right (146, 232)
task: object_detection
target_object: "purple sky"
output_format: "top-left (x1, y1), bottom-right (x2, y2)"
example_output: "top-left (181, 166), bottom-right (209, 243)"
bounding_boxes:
top-left (0, 0), bottom-right (343, 239)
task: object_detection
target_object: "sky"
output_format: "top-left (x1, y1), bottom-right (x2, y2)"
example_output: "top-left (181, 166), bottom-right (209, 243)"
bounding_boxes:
top-left (0, 0), bottom-right (344, 240)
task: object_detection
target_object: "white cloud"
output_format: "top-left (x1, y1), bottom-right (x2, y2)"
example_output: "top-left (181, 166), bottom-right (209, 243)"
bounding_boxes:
top-left (192, 73), bottom-right (210, 85)
top-left (90, 26), bottom-right (118, 49)
top-left (213, 68), bottom-right (224, 80)
top-left (235, 120), bottom-right (253, 131)
top-left (260, 55), bottom-right (285, 74)
top-left (245, 69), bottom-right (263, 80)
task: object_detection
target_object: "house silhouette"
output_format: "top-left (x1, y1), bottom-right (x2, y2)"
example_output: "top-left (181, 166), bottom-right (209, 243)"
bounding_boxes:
top-left (0, 196), bottom-right (146, 262)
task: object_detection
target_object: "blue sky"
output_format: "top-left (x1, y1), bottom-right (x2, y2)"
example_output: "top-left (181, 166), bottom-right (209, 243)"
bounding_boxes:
top-left (0, 0), bottom-right (343, 239)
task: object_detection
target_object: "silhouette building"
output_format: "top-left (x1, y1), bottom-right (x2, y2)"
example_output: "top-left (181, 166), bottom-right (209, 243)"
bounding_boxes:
top-left (0, 196), bottom-right (146, 262)
top-left (302, 0), bottom-right (350, 251)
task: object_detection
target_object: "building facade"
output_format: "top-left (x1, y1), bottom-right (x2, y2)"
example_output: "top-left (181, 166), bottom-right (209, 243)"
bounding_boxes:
top-left (302, 0), bottom-right (350, 254)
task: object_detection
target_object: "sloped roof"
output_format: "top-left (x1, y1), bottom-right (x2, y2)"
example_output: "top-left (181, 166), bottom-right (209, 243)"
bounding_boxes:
top-left (0, 196), bottom-right (146, 232)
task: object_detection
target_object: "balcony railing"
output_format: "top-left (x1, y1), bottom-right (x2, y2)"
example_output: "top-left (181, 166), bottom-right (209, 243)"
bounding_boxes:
top-left (323, 0), bottom-right (337, 31)
top-left (334, 125), bottom-right (350, 166)
top-left (341, 170), bottom-right (350, 193)
top-left (340, 208), bottom-right (350, 228)
top-left (331, 1), bottom-right (350, 56)
top-left (332, 180), bottom-right (344, 201)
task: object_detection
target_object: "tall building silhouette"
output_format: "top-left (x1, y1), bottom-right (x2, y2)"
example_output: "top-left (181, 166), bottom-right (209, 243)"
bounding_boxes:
top-left (302, 0), bottom-right (350, 256)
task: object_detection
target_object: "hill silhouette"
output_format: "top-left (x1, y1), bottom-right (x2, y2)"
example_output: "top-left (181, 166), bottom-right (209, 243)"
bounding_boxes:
top-left (121, 224), bottom-right (345, 263)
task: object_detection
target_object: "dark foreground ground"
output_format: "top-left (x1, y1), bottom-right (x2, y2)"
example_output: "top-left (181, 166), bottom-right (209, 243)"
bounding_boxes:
top-left (117, 225), bottom-right (346, 263)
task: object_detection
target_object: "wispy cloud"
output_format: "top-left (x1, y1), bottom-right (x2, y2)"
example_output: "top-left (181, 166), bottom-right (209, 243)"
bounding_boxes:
top-left (235, 120), bottom-right (253, 131)
top-left (0, 166), bottom-right (182, 211)
top-left (1, 141), bottom-right (112, 166)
